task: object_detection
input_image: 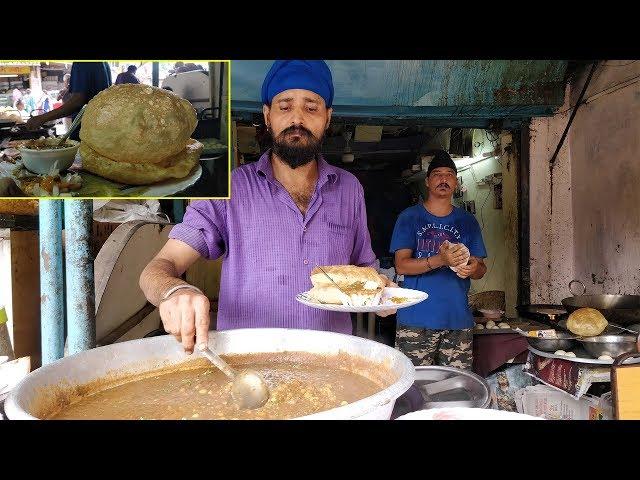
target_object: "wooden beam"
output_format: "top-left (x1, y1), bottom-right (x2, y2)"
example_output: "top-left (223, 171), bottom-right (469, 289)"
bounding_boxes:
top-left (501, 132), bottom-right (519, 317)
top-left (96, 302), bottom-right (157, 347)
top-left (10, 230), bottom-right (41, 369)
top-left (231, 120), bottom-right (241, 168)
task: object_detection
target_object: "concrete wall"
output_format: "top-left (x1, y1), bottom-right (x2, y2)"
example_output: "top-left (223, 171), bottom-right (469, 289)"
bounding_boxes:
top-left (529, 61), bottom-right (640, 302)
top-left (450, 132), bottom-right (508, 298)
top-left (529, 84), bottom-right (575, 303)
top-left (569, 61), bottom-right (640, 295)
top-left (458, 155), bottom-right (505, 295)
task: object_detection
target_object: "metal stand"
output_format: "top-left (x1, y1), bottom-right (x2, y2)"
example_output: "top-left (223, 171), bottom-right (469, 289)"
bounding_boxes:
top-left (64, 200), bottom-right (96, 355)
top-left (39, 200), bottom-right (64, 364)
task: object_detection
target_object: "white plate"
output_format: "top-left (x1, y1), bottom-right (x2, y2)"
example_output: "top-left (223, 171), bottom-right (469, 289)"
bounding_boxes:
top-left (120, 164), bottom-right (203, 198)
top-left (73, 151), bottom-right (203, 198)
top-left (296, 287), bottom-right (428, 313)
top-left (396, 407), bottom-right (542, 420)
top-left (528, 345), bottom-right (640, 365)
top-left (0, 157), bottom-right (203, 198)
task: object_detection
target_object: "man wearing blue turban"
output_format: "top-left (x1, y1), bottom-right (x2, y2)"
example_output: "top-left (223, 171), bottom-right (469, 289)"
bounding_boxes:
top-left (141, 60), bottom-right (398, 353)
top-left (261, 60), bottom-right (334, 171)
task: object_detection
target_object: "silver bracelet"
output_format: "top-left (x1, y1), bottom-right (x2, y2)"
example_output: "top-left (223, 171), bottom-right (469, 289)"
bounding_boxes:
top-left (161, 284), bottom-right (204, 301)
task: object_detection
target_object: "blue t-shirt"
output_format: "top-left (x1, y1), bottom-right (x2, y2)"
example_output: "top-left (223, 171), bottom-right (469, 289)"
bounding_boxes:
top-left (68, 62), bottom-right (112, 140)
top-left (390, 204), bottom-right (487, 330)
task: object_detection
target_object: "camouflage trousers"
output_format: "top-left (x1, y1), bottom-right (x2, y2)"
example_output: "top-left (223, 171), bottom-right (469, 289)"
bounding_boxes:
top-left (395, 325), bottom-right (473, 370)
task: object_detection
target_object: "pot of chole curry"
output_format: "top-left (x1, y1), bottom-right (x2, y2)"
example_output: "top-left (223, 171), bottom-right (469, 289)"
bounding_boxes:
top-left (4, 329), bottom-right (414, 420)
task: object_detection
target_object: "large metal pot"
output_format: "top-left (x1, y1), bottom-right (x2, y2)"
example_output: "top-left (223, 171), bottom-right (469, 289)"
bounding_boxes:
top-left (561, 280), bottom-right (640, 326)
top-left (4, 328), bottom-right (415, 420)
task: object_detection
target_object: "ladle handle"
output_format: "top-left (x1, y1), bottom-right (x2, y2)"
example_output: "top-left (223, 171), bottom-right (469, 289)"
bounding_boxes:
top-left (198, 345), bottom-right (236, 380)
top-left (609, 322), bottom-right (639, 335)
top-left (57, 104), bottom-right (87, 146)
top-left (569, 279), bottom-right (586, 297)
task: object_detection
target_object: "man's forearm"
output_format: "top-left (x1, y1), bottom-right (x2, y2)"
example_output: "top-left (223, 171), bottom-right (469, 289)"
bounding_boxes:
top-left (38, 94), bottom-right (85, 123)
top-left (470, 262), bottom-right (487, 280)
top-left (396, 253), bottom-right (446, 275)
top-left (139, 257), bottom-right (191, 307)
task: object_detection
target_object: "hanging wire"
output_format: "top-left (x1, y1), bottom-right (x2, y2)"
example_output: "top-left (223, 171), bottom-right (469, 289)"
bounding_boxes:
top-left (480, 189), bottom-right (492, 229)
top-left (485, 129), bottom-right (500, 143)
top-left (603, 60), bottom-right (638, 67)
top-left (474, 253), bottom-right (498, 293)
top-left (556, 74), bottom-right (640, 115)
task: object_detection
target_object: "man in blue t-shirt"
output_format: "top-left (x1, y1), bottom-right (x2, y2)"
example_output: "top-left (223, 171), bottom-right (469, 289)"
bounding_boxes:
top-left (390, 149), bottom-right (487, 370)
top-left (115, 65), bottom-right (140, 85)
top-left (26, 62), bottom-right (112, 141)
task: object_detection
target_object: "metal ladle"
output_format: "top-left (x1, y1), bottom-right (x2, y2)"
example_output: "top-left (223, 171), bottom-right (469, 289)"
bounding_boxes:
top-left (197, 344), bottom-right (270, 410)
top-left (56, 104), bottom-right (87, 147)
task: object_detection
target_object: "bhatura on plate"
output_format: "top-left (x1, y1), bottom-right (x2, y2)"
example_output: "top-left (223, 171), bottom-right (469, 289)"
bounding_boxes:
top-left (79, 84), bottom-right (203, 185)
top-left (308, 265), bottom-right (385, 307)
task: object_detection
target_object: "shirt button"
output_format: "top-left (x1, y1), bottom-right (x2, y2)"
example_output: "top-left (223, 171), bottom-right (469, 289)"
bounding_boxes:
top-left (303, 259), bottom-right (309, 265)
top-left (303, 226), bottom-right (307, 232)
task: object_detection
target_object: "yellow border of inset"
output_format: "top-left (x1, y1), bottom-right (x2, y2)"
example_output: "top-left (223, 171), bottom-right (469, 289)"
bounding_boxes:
top-left (0, 59), bottom-right (231, 200)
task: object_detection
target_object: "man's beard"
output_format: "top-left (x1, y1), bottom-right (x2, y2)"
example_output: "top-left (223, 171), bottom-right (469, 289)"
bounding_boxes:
top-left (271, 125), bottom-right (324, 169)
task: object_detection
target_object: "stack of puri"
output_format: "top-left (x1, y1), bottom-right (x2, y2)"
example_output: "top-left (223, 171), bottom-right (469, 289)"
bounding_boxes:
top-left (78, 84), bottom-right (203, 185)
top-left (308, 265), bottom-right (385, 307)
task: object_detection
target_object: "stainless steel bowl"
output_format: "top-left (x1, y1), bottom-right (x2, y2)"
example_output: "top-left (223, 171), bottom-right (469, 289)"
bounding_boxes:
top-left (391, 365), bottom-right (491, 418)
top-left (415, 366), bottom-right (490, 409)
top-left (578, 335), bottom-right (638, 359)
top-left (523, 332), bottom-right (578, 352)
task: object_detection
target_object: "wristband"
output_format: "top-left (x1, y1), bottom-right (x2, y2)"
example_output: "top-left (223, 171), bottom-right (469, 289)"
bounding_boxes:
top-left (161, 284), bottom-right (204, 301)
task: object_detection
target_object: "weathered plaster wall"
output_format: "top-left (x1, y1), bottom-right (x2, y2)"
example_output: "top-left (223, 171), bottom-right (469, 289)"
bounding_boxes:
top-left (529, 61), bottom-right (640, 302)
top-left (569, 61), bottom-right (640, 294)
top-left (529, 84), bottom-right (575, 303)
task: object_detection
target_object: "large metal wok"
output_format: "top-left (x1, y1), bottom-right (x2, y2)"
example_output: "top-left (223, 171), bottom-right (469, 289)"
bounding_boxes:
top-left (561, 279), bottom-right (640, 326)
top-left (4, 328), bottom-right (415, 420)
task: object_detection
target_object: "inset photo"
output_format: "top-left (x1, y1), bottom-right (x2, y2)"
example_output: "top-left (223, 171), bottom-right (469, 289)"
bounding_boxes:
top-left (0, 61), bottom-right (229, 198)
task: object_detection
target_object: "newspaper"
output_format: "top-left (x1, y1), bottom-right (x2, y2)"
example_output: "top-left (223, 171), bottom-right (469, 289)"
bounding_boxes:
top-left (515, 384), bottom-right (612, 420)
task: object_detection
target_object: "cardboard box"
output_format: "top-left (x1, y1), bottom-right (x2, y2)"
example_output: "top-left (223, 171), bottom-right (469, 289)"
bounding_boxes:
top-left (236, 126), bottom-right (260, 154)
top-left (354, 125), bottom-right (383, 143)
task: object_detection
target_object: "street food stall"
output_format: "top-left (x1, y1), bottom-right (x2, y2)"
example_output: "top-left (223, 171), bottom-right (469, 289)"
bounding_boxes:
top-left (2, 59), bottom-right (640, 420)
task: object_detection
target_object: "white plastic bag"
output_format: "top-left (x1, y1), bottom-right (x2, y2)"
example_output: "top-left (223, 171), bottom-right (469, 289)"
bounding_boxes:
top-left (441, 240), bottom-right (470, 275)
top-left (92, 200), bottom-right (170, 224)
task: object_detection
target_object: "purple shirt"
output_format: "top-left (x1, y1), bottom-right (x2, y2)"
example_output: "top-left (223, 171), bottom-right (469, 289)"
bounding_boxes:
top-left (169, 151), bottom-right (376, 334)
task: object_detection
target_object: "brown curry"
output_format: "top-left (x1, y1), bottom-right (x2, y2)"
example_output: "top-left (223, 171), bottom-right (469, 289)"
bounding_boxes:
top-left (44, 352), bottom-right (393, 420)
top-left (23, 139), bottom-right (73, 150)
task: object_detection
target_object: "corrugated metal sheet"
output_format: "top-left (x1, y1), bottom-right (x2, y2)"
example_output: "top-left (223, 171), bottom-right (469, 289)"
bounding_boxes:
top-left (232, 60), bottom-right (568, 127)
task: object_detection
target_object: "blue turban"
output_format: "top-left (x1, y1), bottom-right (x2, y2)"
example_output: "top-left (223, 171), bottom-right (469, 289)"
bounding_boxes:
top-left (261, 60), bottom-right (334, 108)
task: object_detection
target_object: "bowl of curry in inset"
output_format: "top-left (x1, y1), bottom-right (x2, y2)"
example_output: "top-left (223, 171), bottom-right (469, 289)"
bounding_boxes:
top-left (18, 138), bottom-right (80, 175)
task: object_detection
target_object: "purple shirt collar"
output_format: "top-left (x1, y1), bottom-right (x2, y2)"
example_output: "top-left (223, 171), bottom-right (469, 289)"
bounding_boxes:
top-left (255, 149), bottom-right (338, 188)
